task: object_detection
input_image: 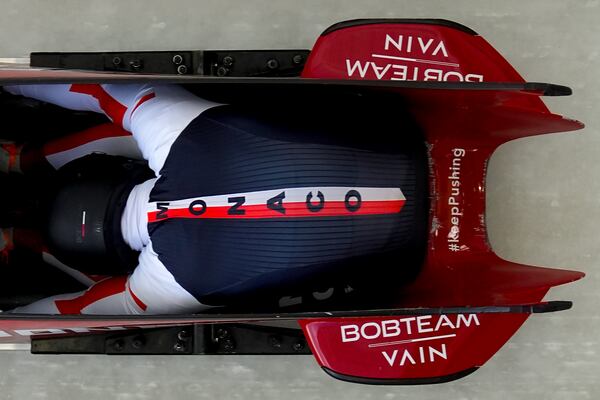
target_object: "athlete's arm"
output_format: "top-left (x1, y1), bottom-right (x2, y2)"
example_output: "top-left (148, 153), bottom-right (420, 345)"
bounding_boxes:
top-left (4, 84), bottom-right (221, 173)
top-left (9, 243), bottom-right (207, 315)
top-left (9, 275), bottom-right (146, 314)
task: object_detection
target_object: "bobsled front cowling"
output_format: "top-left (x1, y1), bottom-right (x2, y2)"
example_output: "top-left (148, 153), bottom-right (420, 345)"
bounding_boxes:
top-left (297, 19), bottom-right (584, 383)
top-left (300, 18), bottom-right (584, 307)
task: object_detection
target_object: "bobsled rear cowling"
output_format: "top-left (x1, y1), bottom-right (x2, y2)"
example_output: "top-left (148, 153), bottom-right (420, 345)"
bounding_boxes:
top-left (0, 19), bottom-right (585, 385)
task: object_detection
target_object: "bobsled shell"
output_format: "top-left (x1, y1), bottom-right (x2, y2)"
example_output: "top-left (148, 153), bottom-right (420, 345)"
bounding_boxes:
top-left (303, 19), bottom-right (552, 113)
top-left (401, 103), bottom-right (583, 307)
top-left (303, 19), bottom-right (524, 83)
top-left (300, 312), bottom-right (528, 384)
top-left (0, 18), bottom-right (586, 387)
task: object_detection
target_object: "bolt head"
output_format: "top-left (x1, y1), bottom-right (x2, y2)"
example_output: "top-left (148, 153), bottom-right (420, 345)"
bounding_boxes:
top-left (177, 65), bottom-right (188, 75)
top-left (292, 341), bottom-right (305, 352)
top-left (292, 54), bottom-right (304, 65)
top-left (222, 339), bottom-right (235, 352)
top-left (266, 59), bottom-right (279, 70)
top-left (177, 330), bottom-right (190, 341)
top-left (129, 60), bottom-right (142, 71)
top-left (216, 328), bottom-right (230, 339)
top-left (216, 66), bottom-right (229, 77)
top-left (172, 54), bottom-right (183, 65)
top-left (268, 335), bottom-right (282, 348)
top-left (113, 340), bottom-right (125, 351)
top-left (173, 342), bottom-right (186, 352)
top-left (131, 336), bottom-right (145, 349)
top-left (222, 56), bottom-right (234, 67)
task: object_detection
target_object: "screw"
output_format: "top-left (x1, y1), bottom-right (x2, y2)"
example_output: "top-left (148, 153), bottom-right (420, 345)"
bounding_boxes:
top-left (216, 66), bottom-right (229, 77)
top-left (292, 341), bottom-right (305, 352)
top-left (222, 56), bottom-right (234, 67)
top-left (112, 56), bottom-right (122, 66)
top-left (292, 54), bottom-right (304, 65)
top-left (131, 336), bottom-right (145, 349)
top-left (222, 339), bottom-right (235, 352)
top-left (173, 341), bottom-right (186, 352)
top-left (113, 339), bottom-right (125, 352)
top-left (172, 54), bottom-right (183, 65)
top-left (177, 330), bottom-right (190, 341)
top-left (268, 335), bottom-right (282, 349)
top-left (266, 58), bottom-right (279, 70)
top-left (129, 59), bottom-right (142, 71)
top-left (177, 65), bottom-right (188, 75)
top-left (215, 328), bottom-right (230, 339)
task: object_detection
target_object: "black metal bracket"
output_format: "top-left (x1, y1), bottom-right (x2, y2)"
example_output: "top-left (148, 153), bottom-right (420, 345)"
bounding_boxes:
top-left (31, 323), bottom-right (311, 355)
top-left (194, 324), bottom-right (310, 355)
top-left (30, 50), bottom-right (310, 77)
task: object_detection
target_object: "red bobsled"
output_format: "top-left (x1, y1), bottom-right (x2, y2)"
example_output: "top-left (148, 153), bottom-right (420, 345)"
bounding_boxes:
top-left (0, 19), bottom-right (584, 385)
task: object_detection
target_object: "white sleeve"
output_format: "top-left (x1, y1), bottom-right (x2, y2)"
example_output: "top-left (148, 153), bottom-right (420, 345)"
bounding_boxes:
top-left (4, 84), bottom-right (104, 112)
top-left (127, 242), bottom-right (207, 314)
top-left (9, 243), bottom-right (208, 315)
top-left (4, 84), bottom-right (222, 173)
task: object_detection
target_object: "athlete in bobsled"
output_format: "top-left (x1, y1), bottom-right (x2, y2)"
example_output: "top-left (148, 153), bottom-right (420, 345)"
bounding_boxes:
top-left (0, 83), bottom-right (424, 315)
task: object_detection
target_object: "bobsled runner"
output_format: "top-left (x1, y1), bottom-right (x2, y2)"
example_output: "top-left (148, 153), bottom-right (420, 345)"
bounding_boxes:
top-left (0, 19), bottom-right (585, 385)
